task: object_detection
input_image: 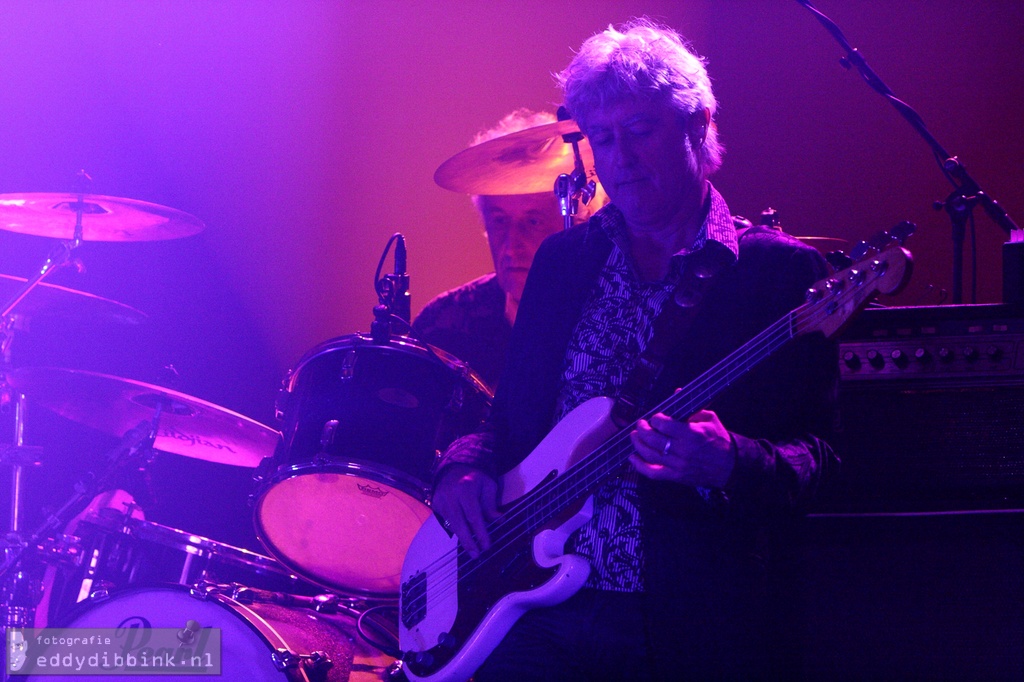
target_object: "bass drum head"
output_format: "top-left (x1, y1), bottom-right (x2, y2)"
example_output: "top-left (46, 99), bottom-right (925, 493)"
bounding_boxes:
top-left (26, 586), bottom-right (391, 681)
top-left (255, 468), bottom-right (433, 597)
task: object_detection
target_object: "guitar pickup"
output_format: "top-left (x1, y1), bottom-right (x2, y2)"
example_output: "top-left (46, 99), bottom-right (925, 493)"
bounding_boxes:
top-left (401, 572), bottom-right (427, 628)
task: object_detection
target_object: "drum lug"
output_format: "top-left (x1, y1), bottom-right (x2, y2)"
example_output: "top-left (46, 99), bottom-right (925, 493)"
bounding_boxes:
top-left (339, 349), bottom-right (357, 381)
top-left (189, 583), bottom-right (213, 600)
top-left (87, 583), bottom-right (114, 603)
top-left (313, 420), bottom-right (339, 465)
top-left (274, 370), bottom-right (294, 422)
top-left (446, 383), bottom-right (465, 412)
top-left (271, 649), bottom-right (333, 679)
top-left (252, 455), bottom-right (275, 485)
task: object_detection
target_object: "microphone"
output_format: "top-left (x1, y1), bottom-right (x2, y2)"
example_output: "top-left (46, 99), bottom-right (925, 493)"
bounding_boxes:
top-left (393, 234), bottom-right (411, 323)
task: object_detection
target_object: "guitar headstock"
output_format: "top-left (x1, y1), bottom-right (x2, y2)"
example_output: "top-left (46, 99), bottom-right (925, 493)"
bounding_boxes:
top-left (795, 246), bottom-right (913, 339)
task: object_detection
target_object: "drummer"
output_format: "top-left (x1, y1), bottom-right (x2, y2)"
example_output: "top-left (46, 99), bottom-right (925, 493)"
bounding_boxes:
top-left (412, 109), bottom-right (606, 389)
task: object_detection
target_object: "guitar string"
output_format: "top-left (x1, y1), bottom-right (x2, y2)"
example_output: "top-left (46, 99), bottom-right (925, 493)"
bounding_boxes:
top-left (405, 262), bottom-right (882, 624)
top-left (404, 304), bottom-right (802, 618)
top-left (406, 297), bottom-right (813, 618)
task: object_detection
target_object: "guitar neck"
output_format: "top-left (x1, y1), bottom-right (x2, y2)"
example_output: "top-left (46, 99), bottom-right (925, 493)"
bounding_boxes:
top-left (494, 310), bottom-right (798, 539)
top-left (484, 244), bottom-right (912, 551)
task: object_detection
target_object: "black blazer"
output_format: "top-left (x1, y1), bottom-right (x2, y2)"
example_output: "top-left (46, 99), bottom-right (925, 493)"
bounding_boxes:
top-left (484, 219), bottom-right (840, 678)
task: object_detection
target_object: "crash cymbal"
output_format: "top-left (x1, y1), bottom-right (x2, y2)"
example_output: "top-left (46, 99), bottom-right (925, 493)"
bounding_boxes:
top-left (435, 120), bottom-right (597, 195)
top-left (0, 274), bottom-right (146, 326)
top-left (0, 193), bottom-right (204, 241)
top-left (6, 368), bottom-right (279, 468)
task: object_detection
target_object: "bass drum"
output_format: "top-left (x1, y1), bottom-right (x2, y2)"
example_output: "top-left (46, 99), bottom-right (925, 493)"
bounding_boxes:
top-left (25, 585), bottom-right (395, 681)
top-left (253, 334), bottom-right (491, 598)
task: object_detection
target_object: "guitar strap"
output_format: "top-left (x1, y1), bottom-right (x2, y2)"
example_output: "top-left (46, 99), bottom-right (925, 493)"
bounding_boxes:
top-left (610, 241), bottom-right (734, 428)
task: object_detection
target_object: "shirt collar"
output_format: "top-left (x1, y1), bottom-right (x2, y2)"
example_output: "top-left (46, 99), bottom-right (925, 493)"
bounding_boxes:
top-left (588, 182), bottom-right (739, 279)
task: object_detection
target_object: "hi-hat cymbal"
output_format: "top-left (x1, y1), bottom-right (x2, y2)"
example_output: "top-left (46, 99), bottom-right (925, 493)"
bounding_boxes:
top-left (6, 368), bottom-right (279, 468)
top-left (435, 120), bottom-right (597, 195)
top-left (1, 274), bottom-right (146, 326)
top-left (0, 193), bottom-right (204, 241)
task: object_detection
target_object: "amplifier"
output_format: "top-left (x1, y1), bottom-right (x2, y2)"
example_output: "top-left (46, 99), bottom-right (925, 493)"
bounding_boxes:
top-left (823, 303), bottom-right (1024, 513)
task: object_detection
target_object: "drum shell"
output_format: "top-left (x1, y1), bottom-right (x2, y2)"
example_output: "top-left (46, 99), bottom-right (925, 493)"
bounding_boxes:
top-left (275, 334), bottom-right (491, 487)
top-left (253, 335), bottom-right (491, 599)
top-left (44, 515), bottom-right (312, 628)
top-left (21, 585), bottom-right (395, 681)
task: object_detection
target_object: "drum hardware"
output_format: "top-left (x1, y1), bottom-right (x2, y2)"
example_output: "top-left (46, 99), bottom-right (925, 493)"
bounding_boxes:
top-left (0, 175), bottom-right (204, 637)
top-left (0, 418), bottom-right (156, 633)
top-left (372, 233), bottom-right (412, 346)
top-left (553, 106), bottom-right (597, 231)
top-left (271, 648), bottom-right (334, 677)
top-left (193, 582), bottom-right (403, 678)
top-left (177, 618), bottom-right (202, 645)
top-left (37, 513), bottom-right (321, 630)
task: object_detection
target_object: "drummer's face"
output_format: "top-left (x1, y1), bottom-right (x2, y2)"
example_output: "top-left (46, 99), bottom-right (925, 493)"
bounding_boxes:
top-left (478, 193), bottom-right (562, 305)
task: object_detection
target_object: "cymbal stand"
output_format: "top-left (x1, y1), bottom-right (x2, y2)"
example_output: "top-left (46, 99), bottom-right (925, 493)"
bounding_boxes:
top-left (1, 182), bottom-right (91, 648)
top-left (0, 419), bottom-right (157, 641)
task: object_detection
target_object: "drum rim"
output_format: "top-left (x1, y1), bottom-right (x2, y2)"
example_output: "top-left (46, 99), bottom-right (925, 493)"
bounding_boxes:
top-left (283, 332), bottom-right (493, 398)
top-left (49, 583), bottom-right (318, 666)
top-left (253, 459), bottom-right (431, 505)
top-left (76, 514), bottom-right (296, 576)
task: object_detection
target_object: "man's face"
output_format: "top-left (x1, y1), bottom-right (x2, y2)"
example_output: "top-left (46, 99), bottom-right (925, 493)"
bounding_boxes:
top-left (479, 193), bottom-right (562, 305)
top-left (582, 95), bottom-right (701, 229)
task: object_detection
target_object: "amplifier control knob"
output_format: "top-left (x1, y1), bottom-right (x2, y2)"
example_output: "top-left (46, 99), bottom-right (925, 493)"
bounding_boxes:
top-left (866, 349), bottom-right (884, 368)
top-left (985, 345), bottom-right (1002, 360)
top-left (963, 346), bottom-right (978, 361)
top-left (914, 347), bottom-right (931, 363)
top-left (890, 349), bottom-right (908, 368)
top-left (842, 350), bottom-right (861, 369)
top-left (938, 347), bottom-right (954, 363)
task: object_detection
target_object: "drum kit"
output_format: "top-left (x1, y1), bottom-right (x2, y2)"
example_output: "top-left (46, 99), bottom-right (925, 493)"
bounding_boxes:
top-left (0, 189), bottom-right (425, 680)
top-left (0, 122), bottom-right (592, 680)
top-left (1, 120), bottom-right (845, 680)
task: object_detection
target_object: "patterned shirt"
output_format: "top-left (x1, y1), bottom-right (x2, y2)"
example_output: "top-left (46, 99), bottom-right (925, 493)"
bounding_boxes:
top-left (412, 273), bottom-right (509, 391)
top-left (559, 186), bottom-right (738, 592)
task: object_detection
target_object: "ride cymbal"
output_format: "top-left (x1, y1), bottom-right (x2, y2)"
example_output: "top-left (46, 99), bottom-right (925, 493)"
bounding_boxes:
top-left (0, 193), bottom-right (204, 241)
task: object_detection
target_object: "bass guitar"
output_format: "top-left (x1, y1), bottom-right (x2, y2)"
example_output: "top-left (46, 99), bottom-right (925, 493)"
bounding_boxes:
top-left (399, 245), bottom-right (913, 682)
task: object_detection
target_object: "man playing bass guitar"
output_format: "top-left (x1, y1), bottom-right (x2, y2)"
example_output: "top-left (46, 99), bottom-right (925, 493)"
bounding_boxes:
top-left (420, 19), bottom-right (841, 681)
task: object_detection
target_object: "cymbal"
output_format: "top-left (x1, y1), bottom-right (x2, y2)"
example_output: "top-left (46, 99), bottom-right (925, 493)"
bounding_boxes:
top-left (1, 274), bottom-right (146, 326)
top-left (6, 368), bottom-right (279, 468)
top-left (0, 193), bottom-right (204, 241)
top-left (435, 120), bottom-right (597, 195)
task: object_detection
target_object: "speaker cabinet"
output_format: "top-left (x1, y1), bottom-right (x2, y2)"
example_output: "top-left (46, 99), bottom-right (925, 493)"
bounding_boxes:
top-left (826, 304), bottom-right (1024, 513)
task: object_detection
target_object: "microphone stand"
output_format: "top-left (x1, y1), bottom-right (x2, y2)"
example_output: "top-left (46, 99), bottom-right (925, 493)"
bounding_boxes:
top-left (554, 108), bottom-right (596, 231)
top-left (371, 233), bottom-right (411, 345)
top-left (795, 0), bottom-right (1020, 304)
